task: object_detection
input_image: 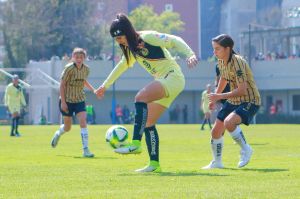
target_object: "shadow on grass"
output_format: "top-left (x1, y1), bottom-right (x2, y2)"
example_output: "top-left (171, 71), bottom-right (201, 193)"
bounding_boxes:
top-left (224, 168), bottom-right (289, 173)
top-left (56, 155), bottom-right (117, 159)
top-left (249, 143), bottom-right (269, 146)
top-left (119, 171), bottom-right (229, 177)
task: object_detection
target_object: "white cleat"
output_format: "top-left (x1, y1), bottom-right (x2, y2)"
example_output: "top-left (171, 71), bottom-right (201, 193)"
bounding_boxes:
top-left (114, 145), bottom-right (142, 154)
top-left (238, 145), bottom-right (253, 168)
top-left (51, 131), bottom-right (60, 148)
top-left (202, 161), bottom-right (224, 169)
top-left (83, 148), bottom-right (94, 158)
top-left (135, 165), bottom-right (161, 173)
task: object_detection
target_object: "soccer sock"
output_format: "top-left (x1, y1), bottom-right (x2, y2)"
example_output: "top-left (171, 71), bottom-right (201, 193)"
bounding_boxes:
top-left (11, 118), bottom-right (15, 134)
top-left (229, 125), bottom-right (248, 150)
top-left (144, 125), bottom-right (159, 162)
top-left (56, 124), bottom-right (65, 136)
top-left (211, 137), bottom-right (224, 162)
top-left (132, 102), bottom-right (148, 142)
top-left (201, 119), bottom-right (207, 129)
top-left (81, 128), bottom-right (89, 149)
top-left (15, 116), bottom-right (19, 133)
top-left (208, 119), bottom-right (212, 129)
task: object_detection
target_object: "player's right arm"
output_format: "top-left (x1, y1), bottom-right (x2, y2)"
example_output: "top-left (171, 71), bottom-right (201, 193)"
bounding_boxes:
top-left (4, 86), bottom-right (9, 106)
top-left (95, 55), bottom-right (135, 98)
top-left (60, 66), bottom-right (72, 112)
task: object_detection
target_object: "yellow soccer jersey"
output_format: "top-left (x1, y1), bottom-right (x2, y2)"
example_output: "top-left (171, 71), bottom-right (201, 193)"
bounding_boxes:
top-left (103, 31), bottom-right (195, 89)
top-left (218, 54), bottom-right (261, 106)
top-left (4, 83), bottom-right (26, 108)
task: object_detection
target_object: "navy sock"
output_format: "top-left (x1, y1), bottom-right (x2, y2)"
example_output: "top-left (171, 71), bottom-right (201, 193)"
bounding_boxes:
top-left (132, 102), bottom-right (148, 141)
top-left (201, 119), bottom-right (207, 129)
top-left (144, 126), bottom-right (159, 162)
top-left (15, 116), bottom-right (20, 133)
top-left (208, 119), bottom-right (212, 129)
top-left (11, 118), bottom-right (15, 134)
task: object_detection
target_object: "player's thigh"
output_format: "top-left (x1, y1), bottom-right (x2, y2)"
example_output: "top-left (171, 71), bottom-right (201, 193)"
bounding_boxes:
top-left (63, 116), bottom-right (73, 131)
top-left (146, 102), bottom-right (166, 127)
top-left (211, 119), bottom-right (226, 139)
top-left (76, 111), bottom-right (87, 128)
top-left (135, 81), bottom-right (166, 103)
top-left (224, 112), bottom-right (242, 132)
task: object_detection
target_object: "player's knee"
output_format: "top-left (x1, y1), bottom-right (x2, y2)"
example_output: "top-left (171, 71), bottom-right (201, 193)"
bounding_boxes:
top-left (224, 118), bottom-right (235, 131)
top-left (211, 127), bottom-right (222, 139)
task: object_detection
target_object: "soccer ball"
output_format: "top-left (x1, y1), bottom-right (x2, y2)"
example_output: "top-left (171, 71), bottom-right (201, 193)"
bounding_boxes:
top-left (105, 125), bottom-right (129, 149)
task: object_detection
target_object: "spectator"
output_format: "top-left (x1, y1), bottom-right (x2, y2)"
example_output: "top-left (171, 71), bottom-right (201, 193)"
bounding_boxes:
top-left (182, 104), bottom-right (188, 124)
top-left (115, 104), bottom-right (123, 124)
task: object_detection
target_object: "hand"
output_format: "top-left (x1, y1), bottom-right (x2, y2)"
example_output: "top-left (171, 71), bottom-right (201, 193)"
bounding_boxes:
top-left (186, 54), bottom-right (198, 68)
top-left (61, 101), bottom-right (68, 113)
top-left (95, 85), bottom-right (106, 99)
top-left (208, 93), bottom-right (222, 103)
top-left (209, 102), bottom-right (215, 110)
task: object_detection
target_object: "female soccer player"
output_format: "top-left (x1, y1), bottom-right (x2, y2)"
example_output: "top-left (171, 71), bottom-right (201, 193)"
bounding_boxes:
top-left (95, 13), bottom-right (198, 172)
top-left (51, 48), bottom-right (95, 158)
top-left (4, 74), bottom-right (26, 137)
top-left (202, 34), bottom-right (261, 169)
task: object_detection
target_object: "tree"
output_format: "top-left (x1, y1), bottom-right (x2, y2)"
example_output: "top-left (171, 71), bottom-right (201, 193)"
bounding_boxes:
top-left (0, 0), bottom-right (104, 67)
top-left (129, 5), bottom-right (184, 34)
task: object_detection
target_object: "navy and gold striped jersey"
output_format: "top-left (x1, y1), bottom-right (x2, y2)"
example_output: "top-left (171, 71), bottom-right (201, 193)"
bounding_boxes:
top-left (61, 62), bottom-right (89, 103)
top-left (218, 54), bottom-right (261, 106)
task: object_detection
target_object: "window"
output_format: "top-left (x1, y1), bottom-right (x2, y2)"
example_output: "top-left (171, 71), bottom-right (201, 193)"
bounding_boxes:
top-left (292, 95), bottom-right (300, 110)
top-left (165, 4), bottom-right (173, 12)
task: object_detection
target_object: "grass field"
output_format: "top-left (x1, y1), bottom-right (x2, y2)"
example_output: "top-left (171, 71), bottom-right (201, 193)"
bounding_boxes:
top-left (0, 124), bottom-right (299, 199)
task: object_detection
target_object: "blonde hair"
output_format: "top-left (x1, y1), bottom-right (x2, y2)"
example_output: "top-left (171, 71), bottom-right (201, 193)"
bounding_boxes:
top-left (72, 47), bottom-right (87, 58)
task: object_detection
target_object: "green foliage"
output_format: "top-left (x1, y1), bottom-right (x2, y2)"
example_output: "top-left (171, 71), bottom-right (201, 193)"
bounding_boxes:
top-left (0, 124), bottom-right (300, 198)
top-left (0, 0), bottom-right (104, 67)
top-left (129, 5), bottom-right (184, 34)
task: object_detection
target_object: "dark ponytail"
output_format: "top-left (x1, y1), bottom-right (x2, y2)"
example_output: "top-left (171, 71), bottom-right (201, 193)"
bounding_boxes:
top-left (110, 13), bottom-right (140, 64)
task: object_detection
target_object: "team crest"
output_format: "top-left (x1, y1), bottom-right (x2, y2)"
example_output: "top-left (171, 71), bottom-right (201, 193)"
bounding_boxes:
top-left (140, 48), bottom-right (149, 56)
top-left (236, 69), bottom-right (243, 77)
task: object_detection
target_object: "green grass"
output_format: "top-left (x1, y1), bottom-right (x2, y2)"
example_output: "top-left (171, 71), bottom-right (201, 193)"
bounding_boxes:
top-left (0, 124), bottom-right (299, 199)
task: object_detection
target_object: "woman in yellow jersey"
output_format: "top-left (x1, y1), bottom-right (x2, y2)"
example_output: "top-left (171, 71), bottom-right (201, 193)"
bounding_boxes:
top-left (95, 13), bottom-right (198, 172)
top-left (4, 75), bottom-right (26, 137)
top-left (202, 34), bottom-right (261, 169)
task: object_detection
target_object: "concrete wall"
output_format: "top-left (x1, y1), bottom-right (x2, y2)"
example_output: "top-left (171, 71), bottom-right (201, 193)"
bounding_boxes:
top-left (23, 57), bottom-right (300, 124)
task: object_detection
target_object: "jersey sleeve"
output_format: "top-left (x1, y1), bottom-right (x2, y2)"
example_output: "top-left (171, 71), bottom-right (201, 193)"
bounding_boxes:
top-left (102, 53), bottom-right (136, 89)
top-left (4, 86), bottom-right (9, 106)
top-left (143, 31), bottom-right (195, 58)
top-left (233, 57), bottom-right (248, 84)
top-left (20, 89), bottom-right (26, 106)
top-left (61, 65), bottom-right (73, 82)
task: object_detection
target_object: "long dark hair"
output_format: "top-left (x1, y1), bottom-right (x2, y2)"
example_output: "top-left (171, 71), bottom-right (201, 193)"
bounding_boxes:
top-left (212, 34), bottom-right (236, 61)
top-left (110, 13), bottom-right (140, 64)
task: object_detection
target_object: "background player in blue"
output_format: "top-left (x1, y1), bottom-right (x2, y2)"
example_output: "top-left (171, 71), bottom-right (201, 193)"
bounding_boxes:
top-left (95, 13), bottom-right (198, 172)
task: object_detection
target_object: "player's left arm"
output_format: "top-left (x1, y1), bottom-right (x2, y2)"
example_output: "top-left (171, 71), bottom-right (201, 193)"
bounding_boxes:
top-left (20, 88), bottom-right (26, 107)
top-left (145, 31), bottom-right (198, 67)
top-left (84, 80), bottom-right (95, 93)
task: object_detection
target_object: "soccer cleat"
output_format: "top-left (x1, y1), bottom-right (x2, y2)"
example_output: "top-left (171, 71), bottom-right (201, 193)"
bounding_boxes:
top-left (51, 131), bottom-right (61, 148)
top-left (202, 161), bottom-right (224, 169)
top-left (114, 144), bottom-right (142, 155)
top-left (238, 145), bottom-right (253, 168)
top-left (15, 132), bottom-right (21, 137)
top-left (83, 148), bottom-right (94, 158)
top-left (10, 133), bottom-right (15, 137)
top-left (135, 165), bottom-right (161, 173)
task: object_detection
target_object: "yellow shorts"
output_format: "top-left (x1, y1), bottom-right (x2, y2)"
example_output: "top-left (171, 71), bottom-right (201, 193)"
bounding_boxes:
top-left (154, 70), bottom-right (185, 108)
top-left (8, 105), bottom-right (21, 114)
